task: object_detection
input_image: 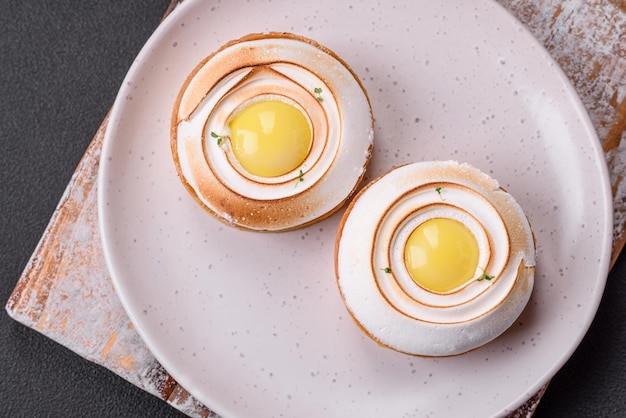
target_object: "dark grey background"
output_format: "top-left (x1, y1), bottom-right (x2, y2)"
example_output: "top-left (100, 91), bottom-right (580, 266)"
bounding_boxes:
top-left (1, 1), bottom-right (624, 417)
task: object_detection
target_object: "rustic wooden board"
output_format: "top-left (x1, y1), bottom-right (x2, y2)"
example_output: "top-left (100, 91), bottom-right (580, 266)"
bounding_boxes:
top-left (6, 0), bottom-right (626, 416)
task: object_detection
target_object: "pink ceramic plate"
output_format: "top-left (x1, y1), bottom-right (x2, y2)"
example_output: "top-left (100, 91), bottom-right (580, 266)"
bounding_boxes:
top-left (99, 0), bottom-right (612, 416)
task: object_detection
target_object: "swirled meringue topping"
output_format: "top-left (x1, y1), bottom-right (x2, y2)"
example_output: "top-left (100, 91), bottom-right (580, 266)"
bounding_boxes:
top-left (335, 161), bottom-right (536, 357)
top-left (171, 32), bottom-right (373, 231)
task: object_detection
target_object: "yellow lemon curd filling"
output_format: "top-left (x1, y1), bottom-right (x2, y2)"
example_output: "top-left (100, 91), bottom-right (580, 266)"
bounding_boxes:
top-left (404, 218), bottom-right (479, 293)
top-left (228, 100), bottom-right (312, 178)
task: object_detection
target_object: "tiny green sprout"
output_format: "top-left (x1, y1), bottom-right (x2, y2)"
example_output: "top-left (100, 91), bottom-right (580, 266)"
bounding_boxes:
top-left (295, 169), bottom-right (305, 187)
top-left (381, 267), bottom-right (392, 274)
top-left (210, 131), bottom-right (228, 146)
top-left (435, 186), bottom-right (445, 201)
top-left (314, 87), bottom-right (324, 102)
top-left (476, 268), bottom-right (495, 282)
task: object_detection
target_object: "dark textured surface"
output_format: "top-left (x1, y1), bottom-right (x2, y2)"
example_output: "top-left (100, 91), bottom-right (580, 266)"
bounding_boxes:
top-left (0, 1), bottom-right (624, 417)
top-left (534, 257), bottom-right (626, 418)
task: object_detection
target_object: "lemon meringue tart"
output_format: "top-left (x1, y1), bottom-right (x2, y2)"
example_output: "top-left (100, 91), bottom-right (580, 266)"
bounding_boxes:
top-left (171, 32), bottom-right (373, 231)
top-left (335, 161), bottom-right (536, 357)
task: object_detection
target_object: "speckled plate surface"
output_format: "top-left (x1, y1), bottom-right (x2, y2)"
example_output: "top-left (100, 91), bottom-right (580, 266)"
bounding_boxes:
top-left (98, 0), bottom-right (613, 416)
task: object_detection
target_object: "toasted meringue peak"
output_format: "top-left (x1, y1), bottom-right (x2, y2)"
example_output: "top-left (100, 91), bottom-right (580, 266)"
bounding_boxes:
top-left (171, 32), bottom-right (373, 231)
top-left (335, 160), bottom-right (536, 357)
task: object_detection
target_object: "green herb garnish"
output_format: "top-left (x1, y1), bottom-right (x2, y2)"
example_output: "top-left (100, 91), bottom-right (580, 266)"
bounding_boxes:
top-left (477, 268), bottom-right (495, 282)
top-left (295, 169), bottom-right (305, 187)
top-left (435, 186), bottom-right (444, 201)
top-left (314, 87), bottom-right (324, 102)
top-left (381, 267), bottom-right (392, 274)
top-left (210, 131), bottom-right (228, 146)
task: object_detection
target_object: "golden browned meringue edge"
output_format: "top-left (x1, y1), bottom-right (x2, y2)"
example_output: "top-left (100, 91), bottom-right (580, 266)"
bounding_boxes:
top-left (171, 32), bottom-right (374, 232)
top-left (335, 160), bottom-right (536, 357)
